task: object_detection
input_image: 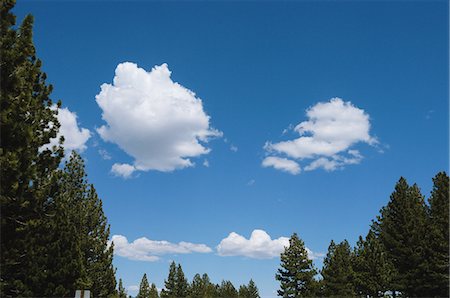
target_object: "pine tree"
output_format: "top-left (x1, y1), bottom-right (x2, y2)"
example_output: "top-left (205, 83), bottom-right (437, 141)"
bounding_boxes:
top-left (425, 172), bottom-right (449, 297)
top-left (217, 280), bottom-right (238, 298)
top-left (239, 280), bottom-right (259, 298)
top-left (275, 233), bottom-right (317, 297)
top-left (161, 261), bottom-right (177, 297)
top-left (321, 240), bottom-right (355, 297)
top-left (375, 178), bottom-right (428, 296)
top-left (176, 263), bottom-right (189, 297)
top-left (149, 283), bottom-right (159, 298)
top-left (137, 273), bottom-right (151, 298)
top-left (42, 171), bottom-right (88, 296)
top-left (1, 1), bottom-right (64, 295)
top-left (84, 184), bottom-right (116, 296)
top-left (353, 231), bottom-right (394, 297)
top-left (246, 280), bottom-right (259, 298)
top-left (238, 284), bottom-right (249, 298)
top-left (60, 152), bottom-right (117, 296)
top-left (189, 273), bottom-right (204, 298)
top-left (118, 279), bottom-right (127, 298)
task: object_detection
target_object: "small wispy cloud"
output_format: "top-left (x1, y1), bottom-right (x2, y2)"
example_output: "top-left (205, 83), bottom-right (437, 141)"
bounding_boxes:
top-left (98, 149), bottom-right (112, 160)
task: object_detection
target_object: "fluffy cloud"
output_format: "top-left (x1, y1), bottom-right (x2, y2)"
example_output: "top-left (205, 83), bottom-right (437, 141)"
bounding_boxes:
top-left (96, 62), bottom-right (221, 174)
top-left (110, 235), bottom-right (212, 262)
top-left (111, 163), bottom-right (136, 178)
top-left (42, 107), bottom-right (91, 153)
top-left (217, 229), bottom-right (323, 260)
top-left (262, 156), bottom-right (301, 175)
top-left (264, 98), bottom-right (376, 174)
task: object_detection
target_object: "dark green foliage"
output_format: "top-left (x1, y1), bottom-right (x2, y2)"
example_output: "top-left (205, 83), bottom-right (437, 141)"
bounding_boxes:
top-left (161, 261), bottom-right (177, 297)
top-left (189, 273), bottom-right (217, 298)
top-left (425, 172), bottom-right (449, 297)
top-left (0, 1), bottom-right (64, 296)
top-left (161, 262), bottom-right (188, 297)
top-left (217, 280), bottom-right (238, 298)
top-left (118, 279), bottom-right (128, 298)
top-left (176, 264), bottom-right (189, 297)
top-left (149, 283), bottom-right (159, 298)
top-left (321, 240), bottom-right (355, 297)
top-left (238, 279), bottom-right (260, 298)
top-left (276, 233), bottom-right (317, 297)
top-left (353, 231), bottom-right (394, 297)
top-left (137, 273), bottom-right (150, 298)
top-left (60, 152), bottom-right (117, 296)
top-left (374, 178), bottom-right (428, 296)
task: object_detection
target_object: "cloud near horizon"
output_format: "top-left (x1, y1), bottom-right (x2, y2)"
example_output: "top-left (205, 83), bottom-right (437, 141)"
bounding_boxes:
top-left (110, 235), bottom-right (213, 262)
top-left (263, 98), bottom-right (377, 173)
top-left (217, 229), bottom-right (323, 260)
top-left (96, 62), bottom-right (221, 178)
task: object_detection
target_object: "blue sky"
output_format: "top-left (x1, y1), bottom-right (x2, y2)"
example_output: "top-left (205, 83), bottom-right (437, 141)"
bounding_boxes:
top-left (15, 1), bottom-right (448, 297)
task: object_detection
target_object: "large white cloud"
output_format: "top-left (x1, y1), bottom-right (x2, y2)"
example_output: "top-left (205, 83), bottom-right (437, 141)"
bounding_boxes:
top-left (42, 106), bottom-right (91, 153)
top-left (110, 235), bottom-right (212, 262)
top-left (96, 62), bottom-right (221, 174)
top-left (264, 98), bottom-right (377, 173)
top-left (216, 229), bottom-right (323, 260)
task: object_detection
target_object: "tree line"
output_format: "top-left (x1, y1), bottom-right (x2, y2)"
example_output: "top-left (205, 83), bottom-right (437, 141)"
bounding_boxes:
top-left (119, 262), bottom-right (260, 298)
top-left (276, 172), bottom-right (449, 297)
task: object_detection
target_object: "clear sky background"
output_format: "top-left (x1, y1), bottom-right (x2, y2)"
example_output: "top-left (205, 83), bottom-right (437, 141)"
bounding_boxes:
top-left (15, 1), bottom-right (448, 297)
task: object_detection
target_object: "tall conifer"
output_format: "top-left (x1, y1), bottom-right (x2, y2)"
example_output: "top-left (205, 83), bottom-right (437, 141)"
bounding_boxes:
top-left (375, 178), bottom-right (428, 296)
top-left (1, 1), bottom-right (63, 295)
top-left (321, 240), bottom-right (355, 296)
top-left (275, 233), bottom-right (317, 297)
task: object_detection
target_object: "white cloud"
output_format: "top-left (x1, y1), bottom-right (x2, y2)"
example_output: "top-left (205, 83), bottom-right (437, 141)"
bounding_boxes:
top-left (217, 230), bottom-right (289, 259)
top-left (96, 62), bottom-right (221, 175)
top-left (264, 98), bottom-right (377, 174)
top-left (111, 163), bottom-right (136, 178)
top-left (217, 230), bottom-right (323, 260)
top-left (304, 149), bottom-right (363, 172)
top-left (230, 145), bottom-right (238, 152)
top-left (110, 235), bottom-right (212, 262)
top-left (262, 156), bottom-right (301, 175)
top-left (42, 106), bottom-right (91, 153)
top-left (128, 285), bottom-right (139, 292)
top-left (98, 149), bottom-right (112, 160)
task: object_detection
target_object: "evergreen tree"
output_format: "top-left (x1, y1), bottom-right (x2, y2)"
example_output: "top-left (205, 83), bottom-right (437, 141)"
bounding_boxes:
top-left (0, 1), bottom-right (64, 296)
top-left (275, 233), bottom-right (317, 297)
top-left (118, 279), bottom-right (127, 298)
top-left (353, 231), bottom-right (394, 297)
top-left (217, 280), bottom-right (238, 298)
top-left (189, 273), bottom-right (218, 298)
top-left (238, 280), bottom-right (259, 298)
top-left (137, 273), bottom-right (150, 298)
top-left (60, 152), bottom-right (117, 296)
top-left (238, 284), bottom-right (249, 298)
top-left (374, 178), bottom-right (428, 296)
top-left (161, 261), bottom-right (177, 297)
top-left (321, 240), bottom-right (355, 297)
top-left (43, 172), bottom-right (88, 296)
top-left (149, 283), bottom-right (159, 298)
top-left (246, 280), bottom-right (259, 298)
top-left (189, 273), bottom-right (204, 298)
top-left (176, 263), bottom-right (189, 297)
top-left (425, 172), bottom-right (449, 297)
